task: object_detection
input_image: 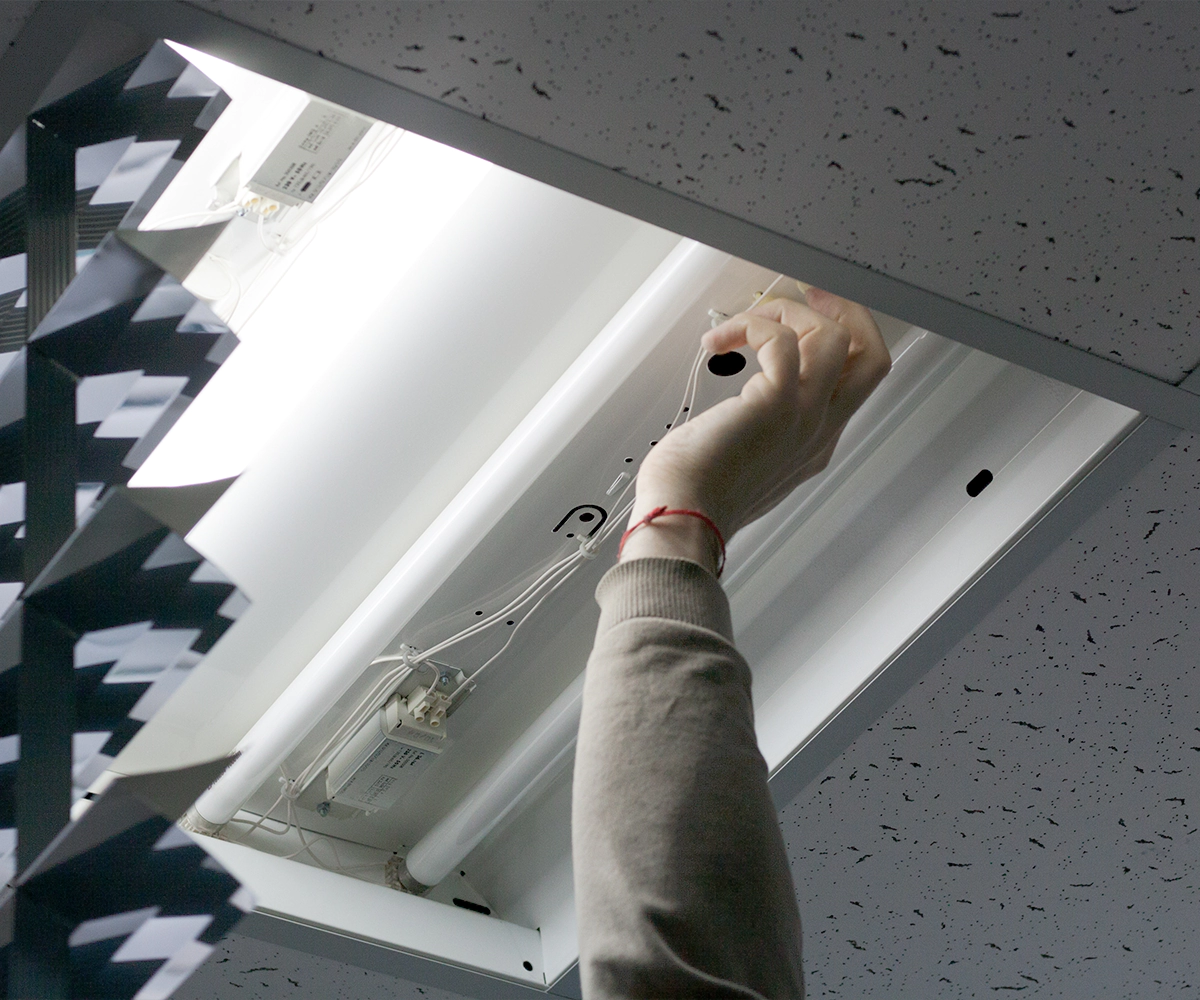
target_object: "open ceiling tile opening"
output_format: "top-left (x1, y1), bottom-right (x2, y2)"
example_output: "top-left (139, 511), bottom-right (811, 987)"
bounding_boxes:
top-left (81, 40), bottom-right (1142, 990)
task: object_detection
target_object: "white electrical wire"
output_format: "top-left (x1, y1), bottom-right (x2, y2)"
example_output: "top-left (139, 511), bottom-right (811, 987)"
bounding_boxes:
top-left (227, 289), bottom-right (770, 858)
top-left (416, 548), bottom-right (584, 661)
top-left (286, 345), bottom-right (708, 798)
top-left (222, 222), bottom-right (320, 332)
top-left (438, 344), bottom-right (706, 697)
top-left (286, 548), bottom-right (590, 793)
top-left (215, 129), bottom-right (400, 334)
top-left (262, 126), bottom-right (403, 256)
top-left (276, 797), bottom-right (385, 875)
top-left (224, 770), bottom-right (389, 878)
top-left (295, 555), bottom-right (588, 790)
top-left (445, 549), bottom-right (594, 702)
top-left (223, 342), bottom-right (715, 879)
top-left (288, 661), bottom-right (411, 791)
top-left (223, 788), bottom-right (290, 841)
top-left (204, 254), bottom-right (243, 315)
top-left (144, 200), bottom-right (241, 231)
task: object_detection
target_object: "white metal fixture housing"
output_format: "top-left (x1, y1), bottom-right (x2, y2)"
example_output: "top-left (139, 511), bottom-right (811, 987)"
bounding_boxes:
top-left (88, 39), bottom-right (1146, 995)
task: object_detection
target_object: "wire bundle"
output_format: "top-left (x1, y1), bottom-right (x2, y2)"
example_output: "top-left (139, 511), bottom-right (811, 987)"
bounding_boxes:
top-left (224, 781), bottom-right (388, 876)
top-left (281, 345), bottom-right (708, 808)
top-left (220, 341), bottom-right (713, 873)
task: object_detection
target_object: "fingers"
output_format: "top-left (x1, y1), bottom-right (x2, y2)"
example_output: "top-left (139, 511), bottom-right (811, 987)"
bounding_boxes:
top-left (703, 297), bottom-right (821, 355)
top-left (701, 313), bottom-right (799, 396)
top-left (704, 304), bottom-right (850, 419)
top-left (702, 316), bottom-right (756, 355)
top-left (705, 289), bottom-right (891, 430)
top-left (803, 286), bottom-right (875, 342)
top-left (802, 287), bottom-right (892, 423)
top-left (795, 320), bottom-right (850, 415)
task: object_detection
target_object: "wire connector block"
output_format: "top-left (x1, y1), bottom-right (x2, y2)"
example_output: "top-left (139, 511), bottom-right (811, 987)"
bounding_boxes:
top-left (406, 685), bottom-right (452, 728)
top-left (235, 186), bottom-right (284, 219)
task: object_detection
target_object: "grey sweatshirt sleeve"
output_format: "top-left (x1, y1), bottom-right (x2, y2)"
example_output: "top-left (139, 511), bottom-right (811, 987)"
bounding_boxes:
top-left (572, 557), bottom-right (804, 999)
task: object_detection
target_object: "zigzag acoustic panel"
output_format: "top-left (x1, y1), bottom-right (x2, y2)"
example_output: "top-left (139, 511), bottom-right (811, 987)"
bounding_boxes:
top-left (1, 36), bottom-right (257, 1000)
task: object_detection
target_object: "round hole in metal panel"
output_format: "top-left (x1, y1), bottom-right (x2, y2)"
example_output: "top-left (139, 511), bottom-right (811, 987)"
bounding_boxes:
top-left (708, 351), bottom-right (746, 376)
top-left (966, 469), bottom-right (994, 497)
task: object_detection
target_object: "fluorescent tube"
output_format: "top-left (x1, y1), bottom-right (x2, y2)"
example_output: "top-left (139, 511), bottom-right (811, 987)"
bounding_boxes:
top-left (375, 329), bottom-right (972, 890)
top-left (397, 673), bottom-right (584, 892)
top-left (131, 137), bottom-right (491, 487)
top-left (129, 43), bottom-right (492, 487)
top-left (309, 333), bottom-right (1130, 901)
top-left (189, 241), bottom-right (732, 828)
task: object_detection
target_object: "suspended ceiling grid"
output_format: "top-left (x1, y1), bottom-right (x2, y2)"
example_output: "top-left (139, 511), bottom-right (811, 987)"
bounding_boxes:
top-left (784, 429), bottom-right (1200, 996)
top-left (180, 431), bottom-right (1200, 998)
top-left (0, 2), bottom-right (34, 48)
top-left (174, 931), bottom-right (473, 1000)
top-left (189, 0), bottom-right (1200, 385)
top-left (0, 2), bottom-right (1195, 997)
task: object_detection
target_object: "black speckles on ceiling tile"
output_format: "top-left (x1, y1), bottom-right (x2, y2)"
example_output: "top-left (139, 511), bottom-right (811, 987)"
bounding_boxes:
top-left (782, 431), bottom-right (1200, 996)
top-left (175, 931), bottom-right (474, 1000)
top-left (193, 1), bottom-right (1200, 381)
top-left (160, 375), bottom-right (1200, 1000)
top-left (0, 0), bottom-right (35, 51)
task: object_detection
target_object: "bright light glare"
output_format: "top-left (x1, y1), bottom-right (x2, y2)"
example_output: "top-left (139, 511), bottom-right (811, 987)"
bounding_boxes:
top-left (131, 52), bottom-right (491, 487)
top-left (151, 42), bottom-right (310, 230)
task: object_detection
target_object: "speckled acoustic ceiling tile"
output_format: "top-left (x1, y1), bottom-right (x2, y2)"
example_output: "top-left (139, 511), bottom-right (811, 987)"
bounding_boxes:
top-left (175, 931), bottom-right (477, 1000)
top-left (783, 430), bottom-right (1200, 997)
top-left (192, 1), bottom-right (1200, 383)
top-left (0, 1), bottom-right (36, 52)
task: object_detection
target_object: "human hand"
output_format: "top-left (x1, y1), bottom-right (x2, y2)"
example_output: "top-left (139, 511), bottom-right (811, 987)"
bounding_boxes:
top-left (619, 287), bottom-right (892, 575)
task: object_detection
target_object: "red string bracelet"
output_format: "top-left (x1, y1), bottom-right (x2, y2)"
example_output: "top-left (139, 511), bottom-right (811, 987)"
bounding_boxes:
top-left (618, 505), bottom-right (726, 577)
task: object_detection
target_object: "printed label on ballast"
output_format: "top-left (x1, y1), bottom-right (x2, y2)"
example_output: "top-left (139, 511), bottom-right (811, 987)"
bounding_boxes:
top-left (390, 718), bottom-right (444, 751)
top-left (328, 734), bottom-right (442, 812)
top-left (247, 99), bottom-right (372, 206)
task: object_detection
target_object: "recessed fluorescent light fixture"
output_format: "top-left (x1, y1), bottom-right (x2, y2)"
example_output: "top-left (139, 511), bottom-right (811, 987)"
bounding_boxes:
top-left (130, 42), bottom-right (492, 487)
top-left (105, 40), bottom-right (1142, 991)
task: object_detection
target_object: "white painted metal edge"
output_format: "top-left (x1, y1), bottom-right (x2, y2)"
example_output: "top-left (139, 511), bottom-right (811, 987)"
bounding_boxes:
top-left (30, 0), bottom-right (1198, 431)
top-left (195, 835), bottom-right (547, 988)
top-left (756, 393), bottom-right (1140, 773)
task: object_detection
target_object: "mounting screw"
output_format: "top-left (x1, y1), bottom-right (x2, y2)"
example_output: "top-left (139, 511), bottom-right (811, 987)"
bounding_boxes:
top-left (316, 800), bottom-right (331, 817)
top-left (440, 673), bottom-right (451, 687)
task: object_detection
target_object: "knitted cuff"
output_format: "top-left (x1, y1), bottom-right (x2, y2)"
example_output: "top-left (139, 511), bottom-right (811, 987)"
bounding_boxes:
top-left (594, 557), bottom-right (734, 642)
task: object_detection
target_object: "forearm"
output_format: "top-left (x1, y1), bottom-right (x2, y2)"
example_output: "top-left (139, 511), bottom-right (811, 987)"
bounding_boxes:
top-left (572, 558), bottom-right (804, 999)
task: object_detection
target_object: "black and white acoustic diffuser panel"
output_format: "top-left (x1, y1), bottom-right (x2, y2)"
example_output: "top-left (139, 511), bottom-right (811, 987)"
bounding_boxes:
top-left (2, 34), bottom-right (256, 1000)
top-left (0, 761), bottom-right (251, 1000)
